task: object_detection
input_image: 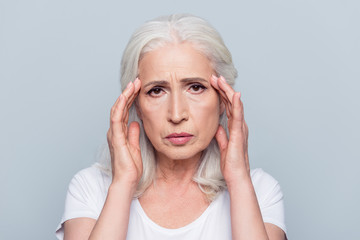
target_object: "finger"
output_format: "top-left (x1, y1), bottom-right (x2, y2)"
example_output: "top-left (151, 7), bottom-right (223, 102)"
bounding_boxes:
top-left (218, 76), bottom-right (237, 105)
top-left (211, 75), bottom-right (229, 103)
top-left (122, 81), bottom-right (135, 104)
top-left (123, 78), bottom-right (142, 124)
top-left (128, 121), bottom-right (140, 150)
top-left (126, 78), bottom-right (141, 110)
top-left (109, 95), bottom-right (124, 147)
top-left (121, 82), bottom-right (136, 124)
top-left (244, 121), bottom-right (249, 140)
top-left (228, 93), bottom-right (245, 142)
top-left (244, 121), bottom-right (250, 172)
top-left (224, 98), bottom-right (232, 119)
top-left (215, 125), bottom-right (228, 154)
top-left (212, 75), bottom-right (237, 118)
top-left (128, 121), bottom-right (143, 174)
top-left (111, 95), bottom-right (122, 116)
top-left (211, 75), bottom-right (232, 117)
top-left (134, 77), bottom-right (142, 92)
top-left (210, 74), bottom-right (220, 90)
top-left (232, 92), bottom-right (244, 122)
top-left (111, 94), bottom-right (126, 124)
top-left (110, 94), bottom-right (128, 145)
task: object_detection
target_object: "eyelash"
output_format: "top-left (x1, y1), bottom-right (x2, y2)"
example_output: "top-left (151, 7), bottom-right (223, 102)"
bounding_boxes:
top-left (146, 87), bottom-right (164, 96)
top-left (146, 83), bottom-right (207, 97)
top-left (189, 84), bottom-right (206, 93)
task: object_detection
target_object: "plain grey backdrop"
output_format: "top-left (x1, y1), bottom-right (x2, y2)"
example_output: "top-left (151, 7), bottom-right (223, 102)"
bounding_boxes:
top-left (1, 0), bottom-right (359, 239)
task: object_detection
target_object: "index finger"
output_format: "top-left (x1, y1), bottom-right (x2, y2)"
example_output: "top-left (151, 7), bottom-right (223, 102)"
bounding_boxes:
top-left (217, 76), bottom-right (237, 104)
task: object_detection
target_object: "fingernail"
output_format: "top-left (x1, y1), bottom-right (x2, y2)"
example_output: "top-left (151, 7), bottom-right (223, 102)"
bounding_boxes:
top-left (211, 74), bottom-right (218, 80)
top-left (134, 77), bottom-right (140, 85)
top-left (126, 82), bottom-right (132, 88)
top-left (220, 76), bottom-right (226, 83)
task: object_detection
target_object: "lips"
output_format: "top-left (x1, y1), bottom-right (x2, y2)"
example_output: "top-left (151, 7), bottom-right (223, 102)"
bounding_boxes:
top-left (165, 132), bottom-right (194, 145)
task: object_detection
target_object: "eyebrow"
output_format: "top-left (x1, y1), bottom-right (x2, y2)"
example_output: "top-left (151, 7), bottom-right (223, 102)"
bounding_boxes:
top-left (143, 78), bottom-right (208, 88)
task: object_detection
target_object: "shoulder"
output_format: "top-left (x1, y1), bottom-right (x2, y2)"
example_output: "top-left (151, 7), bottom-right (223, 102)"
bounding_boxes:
top-left (67, 163), bottom-right (112, 201)
top-left (56, 164), bottom-right (111, 238)
top-left (250, 168), bottom-right (283, 207)
top-left (250, 168), bottom-right (279, 187)
top-left (71, 163), bottom-right (110, 182)
top-left (250, 168), bottom-right (287, 234)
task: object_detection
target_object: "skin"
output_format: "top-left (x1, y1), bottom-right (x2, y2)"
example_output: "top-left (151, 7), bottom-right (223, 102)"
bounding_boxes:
top-left (137, 42), bottom-right (222, 166)
top-left (63, 43), bottom-right (286, 240)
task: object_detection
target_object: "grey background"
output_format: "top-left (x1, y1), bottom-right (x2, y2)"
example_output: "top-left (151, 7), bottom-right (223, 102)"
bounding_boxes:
top-left (1, 0), bottom-right (359, 239)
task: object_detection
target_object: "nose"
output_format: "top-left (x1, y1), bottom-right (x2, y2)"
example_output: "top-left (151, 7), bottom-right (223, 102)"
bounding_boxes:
top-left (167, 91), bottom-right (189, 124)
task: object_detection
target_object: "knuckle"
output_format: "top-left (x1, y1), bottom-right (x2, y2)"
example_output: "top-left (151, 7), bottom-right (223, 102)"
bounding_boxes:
top-left (110, 116), bottom-right (120, 123)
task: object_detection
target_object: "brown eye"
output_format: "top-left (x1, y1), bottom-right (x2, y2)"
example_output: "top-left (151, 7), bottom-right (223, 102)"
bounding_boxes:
top-left (152, 88), bottom-right (161, 94)
top-left (192, 85), bottom-right (201, 91)
top-left (147, 87), bottom-right (164, 97)
top-left (189, 84), bottom-right (206, 93)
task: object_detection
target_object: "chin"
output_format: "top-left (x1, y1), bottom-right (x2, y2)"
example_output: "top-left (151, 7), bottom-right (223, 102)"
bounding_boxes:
top-left (155, 145), bottom-right (207, 161)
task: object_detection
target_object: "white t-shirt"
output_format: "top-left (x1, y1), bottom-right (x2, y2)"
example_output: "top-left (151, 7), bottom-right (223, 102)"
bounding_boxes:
top-left (56, 164), bottom-right (287, 239)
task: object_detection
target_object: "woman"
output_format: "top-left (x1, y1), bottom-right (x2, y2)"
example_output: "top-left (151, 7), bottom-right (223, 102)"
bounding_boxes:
top-left (56, 14), bottom-right (287, 240)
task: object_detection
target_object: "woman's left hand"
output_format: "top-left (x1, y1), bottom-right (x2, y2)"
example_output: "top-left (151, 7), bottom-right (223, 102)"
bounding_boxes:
top-left (210, 75), bottom-right (250, 186)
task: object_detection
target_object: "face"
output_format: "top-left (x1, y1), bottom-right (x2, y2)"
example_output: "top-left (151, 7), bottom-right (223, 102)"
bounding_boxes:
top-left (137, 42), bottom-right (223, 161)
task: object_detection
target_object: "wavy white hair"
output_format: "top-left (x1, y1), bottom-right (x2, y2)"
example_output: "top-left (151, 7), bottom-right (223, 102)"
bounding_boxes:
top-left (96, 13), bottom-right (238, 201)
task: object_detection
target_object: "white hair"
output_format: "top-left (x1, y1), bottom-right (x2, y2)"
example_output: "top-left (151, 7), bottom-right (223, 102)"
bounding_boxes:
top-left (97, 13), bottom-right (238, 201)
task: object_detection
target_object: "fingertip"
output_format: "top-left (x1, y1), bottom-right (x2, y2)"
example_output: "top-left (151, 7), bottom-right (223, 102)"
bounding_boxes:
top-left (217, 76), bottom-right (230, 91)
top-left (215, 125), bottom-right (228, 150)
top-left (232, 93), bottom-right (240, 112)
top-left (134, 78), bottom-right (141, 91)
top-left (237, 91), bottom-right (241, 99)
top-left (233, 92), bottom-right (241, 102)
top-left (210, 74), bottom-right (219, 88)
top-left (129, 121), bottom-right (140, 131)
top-left (211, 74), bottom-right (218, 81)
top-left (134, 77), bottom-right (140, 84)
top-left (219, 76), bottom-right (226, 84)
top-left (216, 124), bottom-right (223, 135)
top-left (123, 81), bottom-right (135, 97)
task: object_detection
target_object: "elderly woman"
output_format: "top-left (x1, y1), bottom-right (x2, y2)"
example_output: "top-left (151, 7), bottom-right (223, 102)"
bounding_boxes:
top-left (56, 14), bottom-right (287, 240)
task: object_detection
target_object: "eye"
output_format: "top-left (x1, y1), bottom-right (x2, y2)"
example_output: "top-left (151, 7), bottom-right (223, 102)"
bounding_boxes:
top-left (147, 87), bottom-right (165, 97)
top-left (188, 84), bottom-right (206, 94)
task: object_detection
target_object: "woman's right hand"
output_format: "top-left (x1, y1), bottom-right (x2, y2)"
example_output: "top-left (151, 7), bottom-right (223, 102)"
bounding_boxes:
top-left (107, 78), bottom-right (142, 188)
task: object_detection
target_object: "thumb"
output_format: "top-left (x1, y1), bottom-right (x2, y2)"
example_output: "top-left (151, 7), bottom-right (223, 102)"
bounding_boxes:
top-left (215, 125), bottom-right (228, 153)
top-left (128, 121), bottom-right (140, 150)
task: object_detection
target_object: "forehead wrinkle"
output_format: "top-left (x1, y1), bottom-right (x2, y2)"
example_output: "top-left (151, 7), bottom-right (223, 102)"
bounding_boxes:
top-left (143, 77), bottom-right (209, 89)
top-left (180, 78), bottom-right (208, 84)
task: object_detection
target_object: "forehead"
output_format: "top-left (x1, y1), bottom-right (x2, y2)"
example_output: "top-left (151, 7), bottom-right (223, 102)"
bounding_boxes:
top-left (138, 43), bottom-right (214, 82)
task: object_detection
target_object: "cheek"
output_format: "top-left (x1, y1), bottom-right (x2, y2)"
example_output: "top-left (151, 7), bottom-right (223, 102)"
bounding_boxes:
top-left (191, 94), bottom-right (221, 134)
top-left (138, 98), bottom-right (165, 136)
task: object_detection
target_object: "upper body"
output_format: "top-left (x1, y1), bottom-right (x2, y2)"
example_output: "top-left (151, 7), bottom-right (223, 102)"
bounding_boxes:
top-left (56, 164), bottom-right (286, 240)
top-left (59, 14), bottom-right (287, 240)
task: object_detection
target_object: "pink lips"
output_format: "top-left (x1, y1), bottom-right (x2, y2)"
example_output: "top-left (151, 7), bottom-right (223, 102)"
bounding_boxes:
top-left (165, 132), bottom-right (193, 145)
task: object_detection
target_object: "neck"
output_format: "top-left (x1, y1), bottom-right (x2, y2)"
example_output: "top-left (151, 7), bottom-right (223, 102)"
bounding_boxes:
top-left (155, 151), bottom-right (202, 185)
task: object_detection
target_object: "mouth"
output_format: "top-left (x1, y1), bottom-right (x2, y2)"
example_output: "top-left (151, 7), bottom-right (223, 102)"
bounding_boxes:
top-left (165, 132), bottom-right (194, 145)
